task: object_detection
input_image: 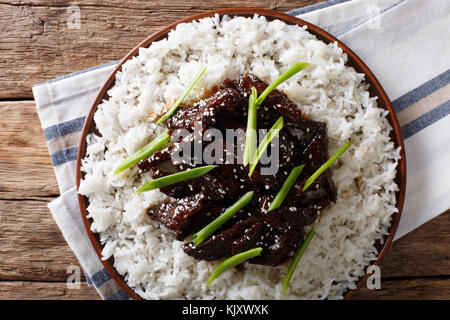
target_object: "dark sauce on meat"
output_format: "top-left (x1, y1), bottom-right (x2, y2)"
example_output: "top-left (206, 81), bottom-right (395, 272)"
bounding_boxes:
top-left (139, 74), bottom-right (337, 266)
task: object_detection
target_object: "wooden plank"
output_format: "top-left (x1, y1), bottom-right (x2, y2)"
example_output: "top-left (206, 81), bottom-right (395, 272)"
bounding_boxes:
top-left (353, 277), bottom-right (450, 300)
top-left (0, 0), bottom-right (319, 98)
top-left (0, 199), bottom-right (85, 282)
top-left (0, 0), bottom-right (448, 301)
top-left (377, 208), bottom-right (450, 278)
top-left (1, 277), bottom-right (449, 299)
top-left (0, 281), bottom-right (100, 300)
top-left (1, 196), bottom-right (449, 282)
top-left (0, 101), bottom-right (59, 198)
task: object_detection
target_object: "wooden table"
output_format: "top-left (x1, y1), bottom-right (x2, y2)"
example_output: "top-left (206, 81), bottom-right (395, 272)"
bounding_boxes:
top-left (0, 0), bottom-right (449, 300)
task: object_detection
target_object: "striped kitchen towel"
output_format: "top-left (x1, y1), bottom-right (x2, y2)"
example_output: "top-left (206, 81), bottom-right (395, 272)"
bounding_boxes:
top-left (32, 0), bottom-right (450, 300)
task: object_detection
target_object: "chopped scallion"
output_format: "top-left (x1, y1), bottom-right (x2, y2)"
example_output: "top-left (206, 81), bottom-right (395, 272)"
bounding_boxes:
top-left (302, 141), bottom-right (352, 191)
top-left (268, 164), bottom-right (305, 211)
top-left (248, 116), bottom-right (283, 177)
top-left (207, 247), bottom-right (263, 287)
top-left (136, 165), bottom-right (216, 193)
top-left (243, 87), bottom-right (258, 167)
top-left (113, 130), bottom-right (170, 175)
top-left (156, 66), bottom-right (207, 124)
top-left (190, 191), bottom-right (254, 246)
top-left (282, 226), bottom-right (315, 295)
top-left (243, 62), bottom-right (309, 167)
top-left (255, 62), bottom-right (310, 106)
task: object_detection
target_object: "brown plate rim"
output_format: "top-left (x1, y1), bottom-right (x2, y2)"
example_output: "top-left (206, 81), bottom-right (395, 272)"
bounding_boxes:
top-left (76, 7), bottom-right (407, 300)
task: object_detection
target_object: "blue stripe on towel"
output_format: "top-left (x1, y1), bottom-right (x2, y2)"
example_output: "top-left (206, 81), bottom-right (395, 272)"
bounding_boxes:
top-left (401, 100), bottom-right (450, 139)
top-left (85, 273), bottom-right (93, 286)
top-left (288, 0), bottom-right (350, 16)
top-left (392, 69), bottom-right (450, 113)
top-left (50, 147), bottom-right (78, 166)
top-left (90, 268), bottom-right (113, 288)
top-left (44, 116), bottom-right (86, 141)
top-left (106, 289), bottom-right (131, 300)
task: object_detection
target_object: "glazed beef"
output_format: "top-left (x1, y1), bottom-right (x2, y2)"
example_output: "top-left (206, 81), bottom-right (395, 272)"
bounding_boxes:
top-left (247, 130), bottom-right (297, 190)
top-left (138, 130), bottom-right (204, 173)
top-left (145, 167), bottom-right (190, 198)
top-left (182, 216), bottom-right (258, 260)
top-left (221, 74), bottom-right (303, 123)
top-left (251, 228), bottom-right (305, 266)
top-left (147, 193), bottom-right (206, 231)
top-left (231, 220), bottom-right (263, 256)
top-left (144, 74), bottom-right (337, 267)
top-left (258, 194), bottom-right (316, 232)
top-left (186, 172), bottom-right (243, 201)
top-left (176, 203), bottom-right (224, 240)
top-left (166, 87), bottom-right (247, 131)
top-left (289, 169), bottom-right (337, 205)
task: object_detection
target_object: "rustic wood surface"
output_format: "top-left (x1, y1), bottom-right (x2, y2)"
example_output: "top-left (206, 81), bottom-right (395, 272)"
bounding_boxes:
top-left (0, 0), bottom-right (449, 300)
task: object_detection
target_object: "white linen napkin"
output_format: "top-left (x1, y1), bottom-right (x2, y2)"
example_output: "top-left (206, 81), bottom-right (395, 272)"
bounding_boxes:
top-left (32, 0), bottom-right (450, 299)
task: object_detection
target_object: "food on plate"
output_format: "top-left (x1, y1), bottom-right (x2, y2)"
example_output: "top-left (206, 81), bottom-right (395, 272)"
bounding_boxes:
top-left (134, 70), bottom-right (350, 286)
top-left (79, 15), bottom-right (400, 299)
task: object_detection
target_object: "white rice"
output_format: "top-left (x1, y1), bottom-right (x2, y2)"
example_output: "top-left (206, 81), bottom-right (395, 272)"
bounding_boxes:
top-left (79, 14), bottom-right (400, 300)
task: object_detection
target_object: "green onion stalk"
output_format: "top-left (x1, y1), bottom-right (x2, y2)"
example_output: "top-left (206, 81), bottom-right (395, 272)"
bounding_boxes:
top-left (268, 164), bottom-right (305, 211)
top-left (243, 62), bottom-right (309, 172)
top-left (302, 141), bottom-right (352, 192)
top-left (113, 130), bottom-right (170, 175)
top-left (136, 165), bottom-right (216, 193)
top-left (207, 247), bottom-right (263, 287)
top-left (248, 116), bottom-right (284, 177)
top-left (190, 191), bottom-right (254, 246)
top-left (157, 66), bottom-right (207, 124)
top-left (282, 226), bottom-right (315, 295)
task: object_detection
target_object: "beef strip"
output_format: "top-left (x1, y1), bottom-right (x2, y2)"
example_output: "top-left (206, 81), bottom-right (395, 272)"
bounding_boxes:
top-left (247, 130), bottom-right (297, 190)
top-left (166, 87), bottom-right (246, 131)
top-left (286, 118), bottom-right (326, 147)
top-left (176, 203), bottom-right (224, 240)
top-left (144, 167), bottom-right (190, 198)
top-left (182, 216), bottom-right (258, 260)
top-left (251, 227), bottom-right (305, 266)
top-left (147, 193), bottom-right (206, 231)
top-left (258, 194), bottom-right (317, 232)
top-left (289, 169), bottom-right (337, 205)
top-left (300, 123), bottom-right (328, 172)
top-left (138, 129), bottom-right (204, 173)
top-left (231, 220), bottom-right (263, 255)
top-left (138, 145), bottom-right (175, 172)
top-left (285, 118), bottom-right (330, 173)
top-left (186, 172), bottom-right (243, 201)
top-left (221, 74), bottom-right (303, 123)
